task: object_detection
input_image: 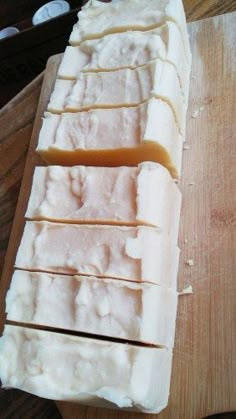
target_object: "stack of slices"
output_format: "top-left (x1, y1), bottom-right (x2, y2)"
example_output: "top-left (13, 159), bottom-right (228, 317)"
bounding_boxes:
top-left (0, 0), bottom-right (191, 414)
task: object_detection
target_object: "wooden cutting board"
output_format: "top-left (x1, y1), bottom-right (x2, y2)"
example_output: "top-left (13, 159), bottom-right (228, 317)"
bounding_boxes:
top-left (0, 12), bottom-right (235, 419)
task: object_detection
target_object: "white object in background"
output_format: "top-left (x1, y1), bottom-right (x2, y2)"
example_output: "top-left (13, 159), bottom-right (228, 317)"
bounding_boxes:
top-left (32, 0), bottom-right (70, 26)
top-left (0, 27), bottom-right (19, 40)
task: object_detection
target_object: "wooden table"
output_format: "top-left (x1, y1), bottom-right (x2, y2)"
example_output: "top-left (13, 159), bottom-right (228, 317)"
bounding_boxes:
top-left (183, 0), bottom-right (236, 20)
top-left (0, 3), bottom-right (235, 419)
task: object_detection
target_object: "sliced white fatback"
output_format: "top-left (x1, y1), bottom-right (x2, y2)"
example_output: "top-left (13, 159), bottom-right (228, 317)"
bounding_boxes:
top-left (60, 22), bottom-right (190, 101)
top-left (37, 99), bottom-right (183, 179)
top-left (25, 163), bottom-right (181, 240)
top-left (69, 0), bottom-right (191, 66)
top-left (15, 222), bottom-right (180, 289)
top-left (6, 270), bottom-right (178, 347)
top-left (48, 60), bottom-right (185, 135)
top-left (0, 325), bottom-right (173, 413)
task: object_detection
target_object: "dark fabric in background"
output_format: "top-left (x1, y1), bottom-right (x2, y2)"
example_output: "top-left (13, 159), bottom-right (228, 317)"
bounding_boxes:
top-left (0, 0), bottom-right (84, 108)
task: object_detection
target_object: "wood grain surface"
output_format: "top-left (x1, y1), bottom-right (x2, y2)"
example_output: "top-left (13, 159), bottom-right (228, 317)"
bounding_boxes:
top-left (183, 0), bottom-right (236, 21)
top-left (0, 72), bottom-right (43, 278)
top-left (0, 10), bottom-right (235, 419)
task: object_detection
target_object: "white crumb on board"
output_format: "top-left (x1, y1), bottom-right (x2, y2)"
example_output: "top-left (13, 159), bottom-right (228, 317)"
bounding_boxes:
top-left (191, 109), bottom-right (199, 118)
top-left (183, 144), bottom-right (190, 150)
top-left (184, 239), bottom-right (188, 243)
top-left (188, 182), bottom-right (195, 185)
top-left (191, 106), bottom-right (205, 118)
top-left (179, 285), bottom-right (193, 295)
top-left (186, 259), bottom-right (194, 266)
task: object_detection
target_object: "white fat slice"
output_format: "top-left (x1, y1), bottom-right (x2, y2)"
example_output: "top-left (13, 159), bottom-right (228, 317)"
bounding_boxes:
top-left (6, 270), bottom-right (178, 347)
top-left (69, 0), bottom-right (191, 65)
top-left (0, 325), bottom-right (173, 413)
top-left (15, 222), bottom-right (180, 289)
top-left (25, 163), bottom-right (181, 240)
top-left (37, 99), bottom-right (183, 179)
top-left (48, 59), bottom-right (185, 135)
top-left (60, 22), bottom-right (190, 101)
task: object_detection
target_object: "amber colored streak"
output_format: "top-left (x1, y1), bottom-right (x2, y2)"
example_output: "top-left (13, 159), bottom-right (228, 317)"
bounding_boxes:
top-left (24, 216), bottom-right (155, 228)
top-left (39, 141), bottom-right (178, 179)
